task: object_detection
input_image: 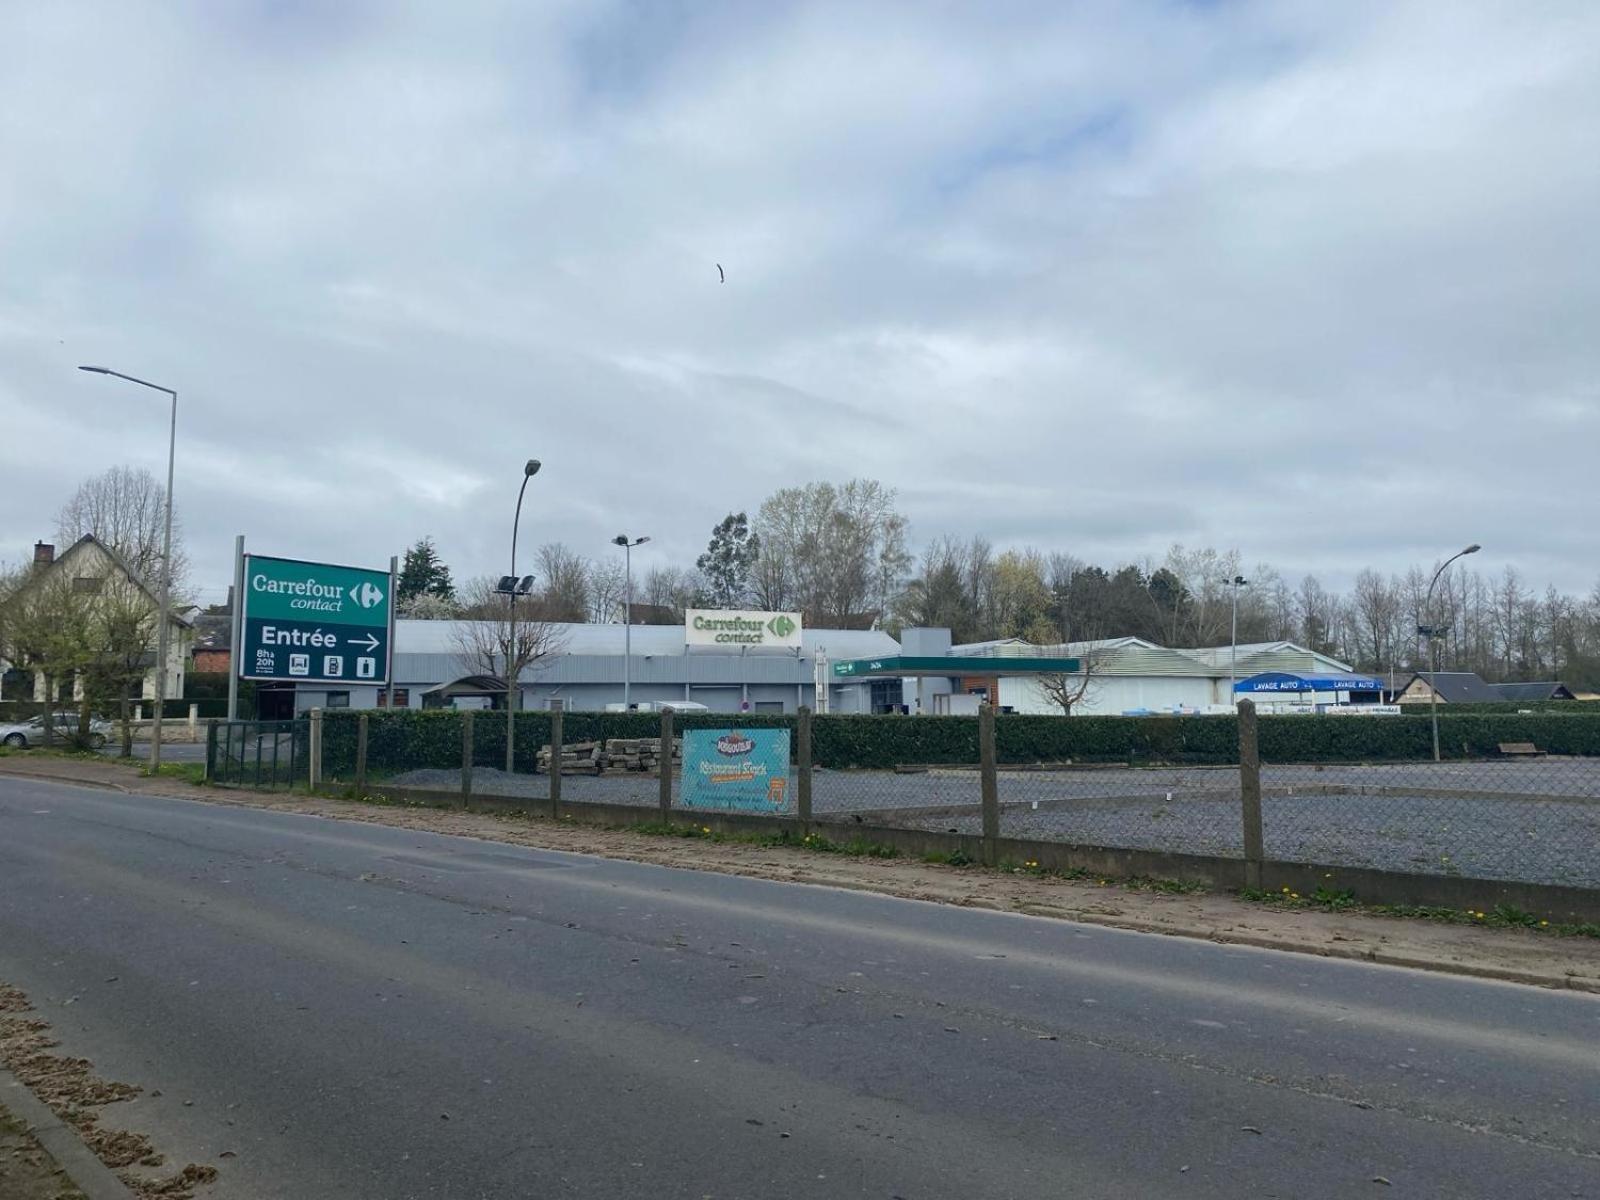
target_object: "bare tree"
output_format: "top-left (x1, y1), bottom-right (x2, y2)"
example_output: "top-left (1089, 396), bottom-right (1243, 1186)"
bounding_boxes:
top-left (753, 479), bottom-right (910, 626)
top-left (451, 577), bottom-right (567, 700)
top-left (0, 569), bottom-right (94, 741)
top-left (56, 465), bottom-right (189, 597)
top-left (79, 573), bottom-right (159, 755)
top-left (534, 543), bottom-right (590, 622)
top-left (642, 566), bottom-right (702, 622)
top-left (587, 559), bottom-right (626, 624)
top-left (1036, 647), bottom-right (1101, 715)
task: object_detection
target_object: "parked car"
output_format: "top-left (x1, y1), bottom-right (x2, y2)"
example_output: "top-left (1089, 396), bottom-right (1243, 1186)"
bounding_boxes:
top-left (0, 714), bottom-right (112, 749)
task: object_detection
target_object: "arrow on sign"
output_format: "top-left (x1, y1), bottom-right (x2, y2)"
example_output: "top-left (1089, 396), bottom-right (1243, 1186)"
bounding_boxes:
top-left (351, 633), bottom-right (381, 652)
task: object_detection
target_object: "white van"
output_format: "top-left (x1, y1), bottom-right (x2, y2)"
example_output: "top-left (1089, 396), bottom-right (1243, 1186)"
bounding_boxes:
top-left (603, 700), bottom-right (712, 713)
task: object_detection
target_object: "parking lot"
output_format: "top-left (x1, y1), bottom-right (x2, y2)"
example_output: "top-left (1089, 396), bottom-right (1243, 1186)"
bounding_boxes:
top-left (383, 757), bottom-right (1600, 889)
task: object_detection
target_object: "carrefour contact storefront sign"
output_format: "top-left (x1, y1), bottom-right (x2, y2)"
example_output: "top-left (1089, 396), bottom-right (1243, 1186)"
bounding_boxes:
top-left (685, 609), bottom-right (803, 649)
top-left (239, 554), bottom-right (392, 684)
top-left (681, 728), bottom-right (792, 812)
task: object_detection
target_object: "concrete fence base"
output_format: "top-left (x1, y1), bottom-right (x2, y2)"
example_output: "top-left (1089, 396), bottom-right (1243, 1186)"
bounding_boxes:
top-left (335, 781), bottom-right (1600, 927)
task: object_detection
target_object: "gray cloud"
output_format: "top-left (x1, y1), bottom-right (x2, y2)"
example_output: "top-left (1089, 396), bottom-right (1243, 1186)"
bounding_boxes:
top-left (2, 0), bottom-right (1596, 605)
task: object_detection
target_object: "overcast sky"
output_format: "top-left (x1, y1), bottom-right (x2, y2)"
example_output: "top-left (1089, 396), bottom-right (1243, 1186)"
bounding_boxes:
top-left (3, 0), bottom-right (1597, 605)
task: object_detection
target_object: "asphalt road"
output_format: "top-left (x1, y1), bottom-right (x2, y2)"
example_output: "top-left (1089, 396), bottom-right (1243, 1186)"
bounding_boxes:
top-left (1, 779), bottom-right (1597, 1200)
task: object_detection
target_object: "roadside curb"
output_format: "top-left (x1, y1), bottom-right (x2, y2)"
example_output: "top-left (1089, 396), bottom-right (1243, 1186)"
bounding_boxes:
top-left (0, 1065), bottom-right (136, 1200)
top-left (1001, 902), bottom-right (1600, 993)
top-left (0, 765), bottom-right (131, 794)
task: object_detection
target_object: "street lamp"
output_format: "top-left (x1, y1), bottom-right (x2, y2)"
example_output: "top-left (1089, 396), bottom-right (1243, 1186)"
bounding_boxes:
top-left (1224, 575), bottom-right (1249, 697)
top-left (1421, 543), bottom-right (1481, 763)
top-left (78, 366), bottom-right (177, 774)
top-left (612, 535), bottom-right (650, 710)
top-left (502, 459), bottom-right (540, 773)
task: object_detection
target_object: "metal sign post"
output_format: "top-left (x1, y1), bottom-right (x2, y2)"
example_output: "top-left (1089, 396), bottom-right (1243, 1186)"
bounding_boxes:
top-left (227, 534), bottom-right (245, 720)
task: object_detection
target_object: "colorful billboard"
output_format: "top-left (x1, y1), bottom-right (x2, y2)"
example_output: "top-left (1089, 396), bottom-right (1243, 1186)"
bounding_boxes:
top-left (681, 728), bottom-right (792, 812)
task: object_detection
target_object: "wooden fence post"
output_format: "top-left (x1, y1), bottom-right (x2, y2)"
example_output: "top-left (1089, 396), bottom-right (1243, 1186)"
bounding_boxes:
top-left (549, 707), bottom-right (563, 818)
top-left (796, 707), bottom-right (813, 831)
top-left (659, 708), bottom-right (674, 822)
top-left (1238, 699), bottom-right (1264, 890)
top-left (308, 708), bottom-right (323, 790)
top-left (979, 703), bottom-right (999, 866)
top-left (356, 713), bottom-right (369, 793)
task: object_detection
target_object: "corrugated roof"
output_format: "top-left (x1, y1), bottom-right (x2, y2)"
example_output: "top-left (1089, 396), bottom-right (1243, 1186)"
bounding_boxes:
top-left (1489, 681), bottom-right (1575, 701)
top-left (393, 620), bottom-right (897, 673)
top-left (1179, 641), bottom-right (1352, 673)
top-left (1407, 672), bottom-right (1500, 702)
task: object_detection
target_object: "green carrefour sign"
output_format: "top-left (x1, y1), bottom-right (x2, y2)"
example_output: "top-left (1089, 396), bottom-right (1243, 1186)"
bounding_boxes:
top-left (240, 555), bottom-right (392, 684)
top-left (685, 609), bottom-right (804, 649)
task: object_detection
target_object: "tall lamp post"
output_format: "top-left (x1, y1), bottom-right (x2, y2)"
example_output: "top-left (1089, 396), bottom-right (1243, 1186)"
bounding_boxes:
top-left (501, 460), bottom-right (541, 773)
top-left (1224, 574), bottom-right (1249, 698)
top-left (78, 366), bottom-right (177, 773)
top-left (612, 535), bottom-right (650, 710)
top-left (1421, 543), bottom-right (1481, 763)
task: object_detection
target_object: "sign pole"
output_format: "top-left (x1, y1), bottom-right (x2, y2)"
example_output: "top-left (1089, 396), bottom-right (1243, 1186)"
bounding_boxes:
top-left (227, 535), bottom-right (245, 721)
top-left (385, 555), bottom-right (398, 711)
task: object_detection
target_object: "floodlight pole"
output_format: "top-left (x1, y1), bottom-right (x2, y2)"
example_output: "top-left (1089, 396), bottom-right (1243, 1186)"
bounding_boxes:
top-left (613, 535), bottom-right (650, 710)
top-left (507, 460), bottom-right (540, 773)
top-left (1225, 575), bottom-right (1248, 697)
top-left (1424, 543), bottom-right (1481, 763)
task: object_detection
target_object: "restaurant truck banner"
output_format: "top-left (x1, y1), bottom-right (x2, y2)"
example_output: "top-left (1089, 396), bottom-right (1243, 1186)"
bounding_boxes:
top-left (684, 609), bottom-right (804, 649)
top-left (680, 728), bottom-right (792, 812)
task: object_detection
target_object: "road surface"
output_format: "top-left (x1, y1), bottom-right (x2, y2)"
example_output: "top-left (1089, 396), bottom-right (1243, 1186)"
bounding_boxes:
top-left (1, 776), bottom-right (1596, 1199)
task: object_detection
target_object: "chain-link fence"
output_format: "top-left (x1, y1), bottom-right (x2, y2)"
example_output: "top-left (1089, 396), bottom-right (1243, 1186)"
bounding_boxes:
top-left (216, 704), bottom-right (1600, 901)
top-left (1255, 757), bottom-right (1600, 888)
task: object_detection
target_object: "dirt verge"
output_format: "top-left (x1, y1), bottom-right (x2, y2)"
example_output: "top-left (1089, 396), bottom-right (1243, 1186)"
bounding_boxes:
top-left (4, 754), bottom-right (1599, 994)
top-left (0, 983), bottom-right (216, 1200)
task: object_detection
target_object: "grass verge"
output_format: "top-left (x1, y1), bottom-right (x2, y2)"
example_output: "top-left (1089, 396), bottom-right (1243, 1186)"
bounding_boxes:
top-left (1239, 885), bottom-right (1600, 939)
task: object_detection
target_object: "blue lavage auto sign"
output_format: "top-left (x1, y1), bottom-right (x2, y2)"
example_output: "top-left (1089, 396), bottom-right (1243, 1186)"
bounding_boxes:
top-left (681, 728), bottom-right (792, 812)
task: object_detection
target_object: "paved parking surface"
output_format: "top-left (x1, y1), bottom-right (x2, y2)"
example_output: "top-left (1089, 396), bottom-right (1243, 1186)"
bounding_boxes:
top-left (386, 759), bottom-right (1600, 887)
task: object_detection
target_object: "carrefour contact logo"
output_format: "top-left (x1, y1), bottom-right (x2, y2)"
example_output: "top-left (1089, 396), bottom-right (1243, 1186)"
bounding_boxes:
top-left (766, 614), bottom-right (796, 638)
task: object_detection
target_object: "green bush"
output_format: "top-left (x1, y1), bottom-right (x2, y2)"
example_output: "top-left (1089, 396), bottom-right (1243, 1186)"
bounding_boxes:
top-left (318, 708), bottom-right (1600, 775)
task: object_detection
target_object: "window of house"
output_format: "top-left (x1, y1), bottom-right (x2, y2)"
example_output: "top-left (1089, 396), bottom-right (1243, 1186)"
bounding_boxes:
top-left (377, 689), bottom-right (410, 708)
top-left (73, 576), bottom-right (103, 595)
top-left (325, 691), bottom-right (351, 709)
top-left (545, 697), bottom-right (569, 711)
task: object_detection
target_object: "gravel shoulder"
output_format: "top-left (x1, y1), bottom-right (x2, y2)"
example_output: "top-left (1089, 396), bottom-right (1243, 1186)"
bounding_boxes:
top-left (4, 753), bottom-right (1598, 994)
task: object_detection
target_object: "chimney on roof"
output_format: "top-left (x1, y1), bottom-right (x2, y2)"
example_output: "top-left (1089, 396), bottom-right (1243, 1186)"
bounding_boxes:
top-left (33, 542), bottom-right (55, 565)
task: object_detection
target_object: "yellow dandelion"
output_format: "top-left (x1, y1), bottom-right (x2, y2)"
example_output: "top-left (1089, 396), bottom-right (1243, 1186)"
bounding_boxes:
top-left (1540, 920), bottom-right (1549, 927)
top-left (1290, 892), bottom-right (1300, 899)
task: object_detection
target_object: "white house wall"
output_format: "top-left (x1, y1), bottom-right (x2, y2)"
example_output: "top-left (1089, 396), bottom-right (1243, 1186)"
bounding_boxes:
top-left (1011, 674), bottom-right (1222, 716)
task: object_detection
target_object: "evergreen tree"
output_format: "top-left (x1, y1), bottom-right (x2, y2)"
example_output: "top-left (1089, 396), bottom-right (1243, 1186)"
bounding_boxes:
top-left (696, 512), bottom-right (760, 609)
top-left (398, 537), bottom-right (455, 604)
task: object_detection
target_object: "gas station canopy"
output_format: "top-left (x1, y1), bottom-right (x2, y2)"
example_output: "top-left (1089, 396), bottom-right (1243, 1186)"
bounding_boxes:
top-left (833, 655), bottom-right (1081, 678)
top-left (1232, 671), bottom-right (1383, 694)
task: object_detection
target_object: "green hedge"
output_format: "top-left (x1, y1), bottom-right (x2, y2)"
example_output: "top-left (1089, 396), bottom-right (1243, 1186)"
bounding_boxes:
top-left (317, 709), bottom-right (1600, 776)
top-left (1396, 700), bottom-right (1597, 715)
